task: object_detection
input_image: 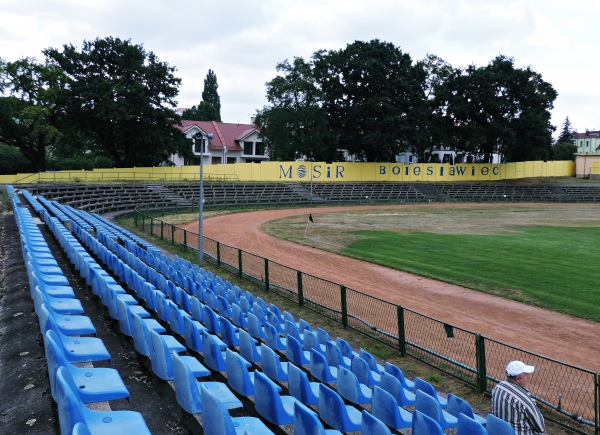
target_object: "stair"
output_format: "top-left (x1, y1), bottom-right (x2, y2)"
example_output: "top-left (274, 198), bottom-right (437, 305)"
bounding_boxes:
top-left (145, 184), bottom-right (193, 207)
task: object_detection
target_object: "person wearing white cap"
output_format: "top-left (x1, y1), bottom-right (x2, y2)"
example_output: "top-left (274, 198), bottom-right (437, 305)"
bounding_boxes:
top-left (491, 361), bottom-right (547, 435)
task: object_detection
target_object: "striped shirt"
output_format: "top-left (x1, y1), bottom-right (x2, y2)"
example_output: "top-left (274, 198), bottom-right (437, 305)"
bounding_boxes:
top-left (491, 380), bottom-right (546, 435)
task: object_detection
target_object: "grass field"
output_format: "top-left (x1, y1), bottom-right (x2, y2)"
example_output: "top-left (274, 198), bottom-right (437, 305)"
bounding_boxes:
top-left (262, 205), bottom-right (600, 322)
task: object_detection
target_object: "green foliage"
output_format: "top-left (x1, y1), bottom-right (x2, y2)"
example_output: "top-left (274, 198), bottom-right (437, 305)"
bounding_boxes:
top-left (556, 116), bottom-right (575, 144)
top-left (344, 227), bottom-right (600, 321)
top-left (44, 37), bottom-right (190, 168)
top-left (0, 143), bottom-right (33, 174)
top-left (183, 69), bottom-right (221, 122)
top-left (552, 141), bottom-right (577, 160)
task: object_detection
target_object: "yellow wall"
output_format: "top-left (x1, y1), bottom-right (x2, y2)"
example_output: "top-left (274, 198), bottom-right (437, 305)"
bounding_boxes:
top-left (0, 160), bottom-right (575, 184)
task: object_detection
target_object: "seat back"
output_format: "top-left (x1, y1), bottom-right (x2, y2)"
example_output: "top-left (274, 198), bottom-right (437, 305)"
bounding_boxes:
top-left (415, 377), bottom-right (442, 404)
top-left (325, 339), bottom-right (347, 368)
top-left (239, 329), bottom-right (261, 363)
top-left (336, 337), bottom-right (354, 359)
top-left (351, 353), bottom-right (376, 386)
top-left (264, 322), bottom-right (285, 350)
top-left (202, 330), bottom-right (226, 372)
top-left (302, 330), bottom-right (321, 353)
top-left (219, 316), bottom-right (239, 347)
top-left (225, 348), bottom-right (254, 396)
top-left (254, 371), bottom-right (293, 425)
top-left (412, 409), bottom-right (445, 435)
top-left (415, 390), bottom-right (442, 423)
top-left (456, 413), bottom-right (487, 435)
top-left (190, 296), bottom-right (205, 322)
top-left (384, 362), bottom-right (415, 390)
top-left (55, 366), bottom-right (86, 435)
top-left (371, 385), bottom-right (412, 429)
top-left (380, 371), bottom-right (414, 407)
top-left (172, 352), bottom-right (202, 414)
top-left (204, 305), bottom-right (221, 334)
top-left (319, 383), bottom-right (359, 432)
top-left (337, 366), bottom-right (362, 404)
top-left (359, 349), bottom-right (382, 374)
top-left (486, 414), bottom-right (516, 435)
top-left (44, 329), bottom-right (73, 400)
top-left (316, 327), bottom-right (331, 345)
top-left (287, 363), bottom-right (318, 405)
top-left (200, 384), bottom-right (236, 435)
top-left (447, 393), bottom-right (475, 419)
top-left (310, 348), bottom-right (336, 383)
top-left (155, 291), bottom-right (169, 322)
top-left (286, 334), bottom-right (309, 366)
top-left (285, 319), bottom-right (302, 342)
top-left (115, 297), bottom-right (134, 336)
top-left (131, 311), bottom-right (151, 356)
top-left (216, 294), bottom-right (232, 318)
top-left (247, 312), bottom-right (264, 339)
top-left (294, 401), bottom-right (327, 435)
top-left (149, 329), bottom-right (174, 380)
top-left (183, 316), bottom-right (205, 353)
top-left (231, 302), bottom-right (247, 328)
top-left (260, 343), bottom-right (287, 382)
top-left (361, 410), bottom-right (392, 435)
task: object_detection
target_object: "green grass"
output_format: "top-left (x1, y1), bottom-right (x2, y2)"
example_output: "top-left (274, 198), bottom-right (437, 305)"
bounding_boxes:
top-left (344, 226), bottom-right (600, 321)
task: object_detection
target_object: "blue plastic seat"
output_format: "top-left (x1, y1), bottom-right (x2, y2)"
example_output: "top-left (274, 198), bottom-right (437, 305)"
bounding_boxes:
top-left (190, 296), bottom-right (205, 322)
top-left (361, 410), bottom-right (392, 435)
top-left (154, 290), bottom-right (170, 322)
top-left (55, 366), bottom-right (151, 435)
top-left (225, 348), bottom-right (255, 396)
top-left (486, 413), bottom-right (516, 435)
top-left (239, 329), bottom-right (261, 363)
top-left (284, 319), bottom-right (303, 343)
top-left (204, 305), bottom-right (222, 334)
top-left (247, 311), bottom-right (265, 339)
top-left (384, 361), bottom-right (416, 391)
top-left (318, 383), bottom-right (362, 432)
top-left (337, 366), bottom-right (373, 405)
top-left (219, 316), bottom-right (240, 347)
top-left (183, 315), bottom-right (207, 353)
top-left (40, 312), bottom-right (110, 363)
top-left (264, 322), bottom-right (286, 351)
top-left (172, 352), bottom-right (241, 414)
top-left (316, 327), bottom-right (331, 346)
top-left (303, 330), bottom-right (325, 354)
top-left (200, 383), bottom-right (275, 435)
top-left (457, 413), bottom-right (488, 435)
top-left (167, 299), bottom-right (190, 336)
top-left (310, 348), bottom-right (337, 383)
top-left (448, 393), bottom-right (487, 426)
top-left (336, 337), bottom-right (359, 360)
top-left (216, 294), bottom-right (233, 318)
top-left (380, 371), bottom-right (416, 406)
top-left (265, 310), bottom-right (284, 333)
top-left (415, 377), bottom-right (448, 408)
top-left (202, 330), bottom-right (228, 372)
top-left (131, 311), bottom-right (183, 358)
top-left (371, 385), bottom-right (412, 429)
top-left (149, 329), bottom-right (209, 381)
top-left (254, 370), bottom-right (299, 425)
top-left (72, 422), bottom-right (92, 435)
top-left (412, 409), bottom-right (445, 435)
top-left (351, 352), bottom-right (380, 386)
top-left (287, 362), bottom-right (320, 406)
top-left (286, 334), bottom-right (310, 366)
top-left (359, 349), bottom-right (384, 374)
top-left (44, 330), bottom-right (129, 403)
top-left (38, 303), bottom-right (96, 336)
top-left (115, 297), bottom-right (152, 337)
top-left (415, 389), bottom-right (458, 430)
top-left (260, 343), bottom-right (289, 382)
top-left (294, 401), bottom-right (342, 435)
top-left (231, 302), bottom-right (247, 328)
top-left (33, 286), bottom-right (83, 315)
top-left (325, 339), bottom-right (351, 368)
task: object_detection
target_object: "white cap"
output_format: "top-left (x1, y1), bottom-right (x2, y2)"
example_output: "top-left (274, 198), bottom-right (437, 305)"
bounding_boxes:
top-left (506, 361), bottom-right (535, 377)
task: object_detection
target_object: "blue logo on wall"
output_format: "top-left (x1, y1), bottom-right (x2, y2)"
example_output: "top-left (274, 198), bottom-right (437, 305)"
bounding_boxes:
top-left (297, 165), bottom-right (308, 179)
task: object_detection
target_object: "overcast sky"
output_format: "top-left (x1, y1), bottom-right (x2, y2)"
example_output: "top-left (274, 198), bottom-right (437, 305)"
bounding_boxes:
top-left (2, 1), bottom-right (597, 137)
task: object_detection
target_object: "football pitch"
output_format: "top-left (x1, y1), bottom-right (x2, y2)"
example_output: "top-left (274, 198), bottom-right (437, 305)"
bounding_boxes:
top-left (263, 204), bottom-right (600, 322)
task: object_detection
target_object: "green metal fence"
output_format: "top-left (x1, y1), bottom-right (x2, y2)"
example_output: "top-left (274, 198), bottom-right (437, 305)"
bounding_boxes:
top-left (134, 206), bottom-right (599, 434)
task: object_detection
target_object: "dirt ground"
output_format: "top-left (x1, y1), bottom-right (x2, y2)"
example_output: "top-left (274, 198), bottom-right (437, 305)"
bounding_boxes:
top-left (186, 203), bottom-right (600, 373)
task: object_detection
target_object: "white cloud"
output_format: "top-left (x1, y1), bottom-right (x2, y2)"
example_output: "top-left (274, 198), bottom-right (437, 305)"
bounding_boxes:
top-left (1, 0), bottom-right (598, 133)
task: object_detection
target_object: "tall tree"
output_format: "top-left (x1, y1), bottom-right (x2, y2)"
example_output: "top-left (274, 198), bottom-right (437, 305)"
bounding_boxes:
top-left (313, 40), bottom-right (425, 162)
top-left (44, 37), bottom-right (190, 167)
top-left (556, 116), bottom-right (575, 144)
top-left (0, 57), bottom-right (65, 171)
top-left (183, 69), bottom-right (222, 121)
top-left (255, 57), bottom-right (331, 161)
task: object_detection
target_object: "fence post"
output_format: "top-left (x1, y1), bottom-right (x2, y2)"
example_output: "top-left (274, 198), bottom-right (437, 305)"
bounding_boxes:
top-left (171, 224), bottom-right (175, 246)
top-left (141, 214), bottom-right (145, 232)
top-left (160, 221), bottom-right (164, 240)
top-left (183, 230), bottom-right (187, 251)
top-left (297, 271), bottom-right (304, 307)
top-left (340, 285), bottom-right (348, 327)
top-left (595, 372), bottom-right (599, 435)
top-left (397, 305), bottom-right (406, 357)
top-left (150, 217), bottom-right (154, 236)
top-left (264, 258), bottom-right (269, 292)
top-left (217, 242), bottom-right (221, 266)
top-left (134, 210), bottom-right (137, 227)
top-left (238, 249), bottom-right (243, 278)
top-left (476, 334), bottom-right (487, 393)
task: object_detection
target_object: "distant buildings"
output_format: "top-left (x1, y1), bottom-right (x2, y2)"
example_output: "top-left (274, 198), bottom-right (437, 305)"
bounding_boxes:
top-left (574, 130), bottom-right (600, 154)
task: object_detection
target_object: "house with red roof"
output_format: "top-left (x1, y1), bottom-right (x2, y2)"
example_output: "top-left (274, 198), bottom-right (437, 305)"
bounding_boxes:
top-left (574, 130), bottom-right (600, 154)
top-left (171, 120), bottom-right (268, 166)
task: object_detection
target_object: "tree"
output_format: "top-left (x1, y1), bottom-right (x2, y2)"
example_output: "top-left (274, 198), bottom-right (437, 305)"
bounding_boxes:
top-left (44, 37), bottom-right (190, 167)
top-left (0, 57), bottom-right (64, 171)
top-left (255, 57), bottom-right (331, 161)
top-left (443, 56), bottom-right (556, 162)
top-left (182, 69), bottom-right (222, 122)
top-left (313, 40), bottom-right (425, 162)
top-left (556, 116), bottom-right (575, 144)
top-left (551, 141), bottom-right (577, 160)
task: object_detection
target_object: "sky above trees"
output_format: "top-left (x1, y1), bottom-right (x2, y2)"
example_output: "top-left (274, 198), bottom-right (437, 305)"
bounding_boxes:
top-left (2, 1), bottom-right (598, 134)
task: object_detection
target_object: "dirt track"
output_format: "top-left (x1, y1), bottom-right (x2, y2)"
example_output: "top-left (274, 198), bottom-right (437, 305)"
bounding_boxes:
top-left (189, 204), bottom-right (600, 373)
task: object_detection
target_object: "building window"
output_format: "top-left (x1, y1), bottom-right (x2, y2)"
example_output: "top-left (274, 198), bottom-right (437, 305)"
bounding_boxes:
top-left (244, 141), bottom-right (253, 155)
top-left (255, 142), bottom-right (264, 155)
top-left (194, 138), bottom-right (205, 154)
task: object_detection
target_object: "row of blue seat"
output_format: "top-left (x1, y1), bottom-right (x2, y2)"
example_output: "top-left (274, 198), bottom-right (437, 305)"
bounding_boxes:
top-left (24, 189), bottom-right (516, 435)
top-left (12, 199), bottom-right (152, 435)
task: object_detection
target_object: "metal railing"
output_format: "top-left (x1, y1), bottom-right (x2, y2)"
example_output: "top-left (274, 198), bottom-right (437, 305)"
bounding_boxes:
top-left (134, 205), bottom-right (600, 434)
